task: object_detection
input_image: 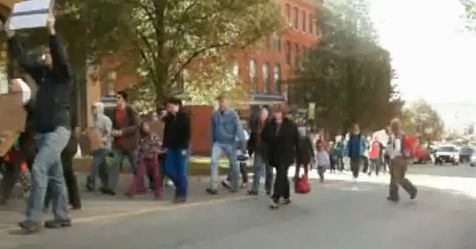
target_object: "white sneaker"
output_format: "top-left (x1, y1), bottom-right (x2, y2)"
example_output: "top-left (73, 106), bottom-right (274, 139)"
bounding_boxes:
top-left (166, 179), bottom-right (174, 187)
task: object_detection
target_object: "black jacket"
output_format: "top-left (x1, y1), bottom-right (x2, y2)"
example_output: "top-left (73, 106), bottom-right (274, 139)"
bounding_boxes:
top-left (261, 117), bottom-right (300, 167)
top-left (297, 136), bottom-right (314, 166)
top-left (8, 35), bottom-right (72, 133)
top-left (163, 110), bottom-right (191, 150)
top-left (247, 118), bottom-right (271, 158)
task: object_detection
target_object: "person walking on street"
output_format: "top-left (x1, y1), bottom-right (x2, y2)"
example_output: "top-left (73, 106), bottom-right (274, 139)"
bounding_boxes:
top-left (294, 127), bottom-right (314, 182)
top-left (222, 128), bottom-right (250, 190)
top-left (315, 139), bottom-right (330, 183)
top-left (102, 91), bottom-right (140, 196)
top-left (387, 119), bottom-right (417, 203)
top-left (86, 102), bottom-right (112, 192)
top-left (207, 95), bottom-right (246, 195)
top-left (368, 137), bottom-right (383, 176)
top-left (247, 105), bottom-right (273, 195)
top-left (162, 98), bottom-right (191, 203)
top-left (334, 137), bottom-right (345, 172)
top-left (261, 105), bottom-right (300, 209)
top-left (6, 14), bottom-right (73, 233)
top-left (345, 124), bottom-right (367, 183)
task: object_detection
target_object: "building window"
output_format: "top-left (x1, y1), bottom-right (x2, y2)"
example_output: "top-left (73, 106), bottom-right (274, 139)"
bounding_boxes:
top-left (285, 4), bottom-right (290, 21)
top-left (285, 41), bottom-right (291, 66)
top-left (249, 59), bottom-right (258, 92)
top-left (295, 44), bottom-right (300, 67)
top-left (274, 34), bottom-right (281, 52)
top-left (302, 11), bottom-right (306, 32)
top-left (309, 15), bottom-right (314, 34)
top-left (263, 62), bottom-right (271, 93)
top-left (232, 60), bottom-right (239, 77)
top-left (293, 7), bottom-right (299, 29)
top-left (275, 64), bottom-right (282, 93)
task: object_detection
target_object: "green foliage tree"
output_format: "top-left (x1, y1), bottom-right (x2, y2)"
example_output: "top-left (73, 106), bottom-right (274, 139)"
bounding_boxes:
top-left (292, 0), bottom-right (403, 135)
top-left (400, 99), bottom-right (445, 141)
top-left (52, 0), bottom-right (282, 105)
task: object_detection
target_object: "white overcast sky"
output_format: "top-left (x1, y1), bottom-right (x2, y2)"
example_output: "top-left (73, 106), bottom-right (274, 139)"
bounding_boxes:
top-left (370, 0), bottom-right (476, 104)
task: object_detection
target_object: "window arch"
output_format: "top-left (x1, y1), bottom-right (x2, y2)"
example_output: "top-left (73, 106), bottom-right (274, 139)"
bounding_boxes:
top-left (285, 41), bottom-right (291, 66)
top-left (249, 59), bottom-right (258, 92)
top-left (293, 7), bottom-right (299, 29)
top-left (263, 62), bottom-right (271, 93)
top-left (295, 43), bottom-right (300, 67)
top-left (275, 64), bottom-right (282, 94)
top-left (285, 4), bottom-right (290, 20)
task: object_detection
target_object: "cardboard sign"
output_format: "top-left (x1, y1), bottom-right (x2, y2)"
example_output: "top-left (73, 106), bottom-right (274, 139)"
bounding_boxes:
top-left (0, 93), bottom-right (26, 133)
top-left (87, 129), bottom-right (104, 152)
top-left (0, 131), bottom-right (20, 157)
top-left (149, 121), bottom-right (164, 138)
top-left (9, 0), bottom-right (54, 30)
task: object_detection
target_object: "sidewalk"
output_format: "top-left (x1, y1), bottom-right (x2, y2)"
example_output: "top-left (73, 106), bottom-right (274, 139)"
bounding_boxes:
top-left (0, 172), bottom-right (247, 232)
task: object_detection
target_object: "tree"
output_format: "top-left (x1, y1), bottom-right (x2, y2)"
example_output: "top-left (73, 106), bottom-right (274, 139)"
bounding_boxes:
top-left (292, 0), bottom-right (402, 135)
top-left (52, 0), bottom-right (283, 104)
top-left (400, 99), bottom-right (445, 141)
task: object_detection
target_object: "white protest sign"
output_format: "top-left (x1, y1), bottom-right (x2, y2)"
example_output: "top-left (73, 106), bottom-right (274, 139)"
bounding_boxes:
top-left (9, 0), bottom-right (54, 31)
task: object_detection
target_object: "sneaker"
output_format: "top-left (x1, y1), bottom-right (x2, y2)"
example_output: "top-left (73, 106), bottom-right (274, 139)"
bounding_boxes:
top-left (240, 182), bottom-right (249, 189)
top-left (173, 196), bottom-right (187, 204)
top-left (410, 189), bottom-right (418, 200)
top-left (269, 199), bottom-right (280, 210)
top-left (165, 179), bottom-right (174, 187)
top-left (206, 188), bottom-right (218, 195)
top-left (101, 188), bottom-right (116, 196)
top-left (386, 196), bottom-right (399, 203)
top-left (221, 180), bottom-right (231, 189)
top-left (44, 219), bottom-right (72, 229)
top-left (247, 190), bottom-right (259, 196)
top-left (19, 220), bottom-right (41, 234)
top-left (282, 199), bottom-right (291, 205)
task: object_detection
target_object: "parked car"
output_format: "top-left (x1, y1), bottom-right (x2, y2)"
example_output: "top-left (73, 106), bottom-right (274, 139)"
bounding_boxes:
top-left (470, 154), bottom-right (476, 167)
top-left (434, 145), bottom-right (459, 165)
top-left (459, 146), bottom-right (474, 163)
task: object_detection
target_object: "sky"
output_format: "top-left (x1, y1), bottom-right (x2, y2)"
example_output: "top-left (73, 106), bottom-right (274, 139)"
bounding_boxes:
top-left (369, 0), bottom-right (476, 105)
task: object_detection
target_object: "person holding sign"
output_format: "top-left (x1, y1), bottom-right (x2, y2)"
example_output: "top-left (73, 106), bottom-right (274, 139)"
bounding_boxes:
top-left (5, 14), bottom-right (73, 233)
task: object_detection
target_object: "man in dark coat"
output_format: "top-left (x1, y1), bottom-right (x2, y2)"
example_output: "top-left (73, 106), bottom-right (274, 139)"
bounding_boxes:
top-left (261, 105), bottom-right (300, 209)
top-left (6, 14), bottom-right (74, 233)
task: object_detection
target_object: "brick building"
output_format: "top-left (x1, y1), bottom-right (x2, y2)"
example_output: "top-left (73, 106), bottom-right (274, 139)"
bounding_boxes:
top-left (235, 0), bottom-right (321, 108)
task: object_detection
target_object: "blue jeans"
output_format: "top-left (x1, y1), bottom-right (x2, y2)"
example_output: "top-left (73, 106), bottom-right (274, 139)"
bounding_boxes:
top-left (89, 148), bottom-right (109, 189)
top-left (108, 147), bottom-right (138, 191)
top-left (251, 154), bottom-right (273, 192)
top-left (25, 127), bottom-right (71, 222)
top-left (164, 149), bottom-right (189, 197)
top-left (210, 142), bottom-right (239, 190)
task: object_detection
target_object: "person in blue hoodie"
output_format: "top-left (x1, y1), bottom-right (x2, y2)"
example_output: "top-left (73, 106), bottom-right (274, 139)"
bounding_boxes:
top-left (207, 95), bottom-right (246, 194)
top-left (345, 124), bottom-right (367, 182)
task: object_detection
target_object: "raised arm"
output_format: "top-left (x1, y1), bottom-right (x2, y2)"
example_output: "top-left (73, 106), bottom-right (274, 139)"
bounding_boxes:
top-left (47, 15), bottom-right (71, 81)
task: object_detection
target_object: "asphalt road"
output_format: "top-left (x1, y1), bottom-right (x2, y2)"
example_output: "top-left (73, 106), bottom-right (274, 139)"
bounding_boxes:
top-left (1, 164), bottom-right (476, 249)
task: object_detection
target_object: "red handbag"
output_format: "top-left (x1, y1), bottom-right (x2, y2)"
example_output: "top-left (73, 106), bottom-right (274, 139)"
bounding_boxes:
top-left (295, 174), bottom-right (311, 194)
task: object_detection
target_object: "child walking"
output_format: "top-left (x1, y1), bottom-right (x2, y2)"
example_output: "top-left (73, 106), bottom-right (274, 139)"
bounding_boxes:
top-left (128, 121), bottom-right (164, 198)
top-left (315, 139), bottom-right (330, 183)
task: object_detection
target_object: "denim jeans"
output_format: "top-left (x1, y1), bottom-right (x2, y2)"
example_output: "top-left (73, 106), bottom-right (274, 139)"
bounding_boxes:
top-left (164, 149), bottom-right (189, 197)
top-left (210, 142), bottom-right (239, 190)
top-left (251, 154), bottom-right (273, 192)
top-left (108, 147), bottom-right (138, 191)
top-left (24, 126), bottom-right (71, 223)
top-left (89, 148), bottom-right (109, 189)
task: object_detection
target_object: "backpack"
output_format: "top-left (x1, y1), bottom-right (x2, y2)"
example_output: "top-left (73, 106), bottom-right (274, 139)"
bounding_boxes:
top-left (401, 135), bottom-right (417, 159)
top-left (369, 141), bottom-right (380, 160)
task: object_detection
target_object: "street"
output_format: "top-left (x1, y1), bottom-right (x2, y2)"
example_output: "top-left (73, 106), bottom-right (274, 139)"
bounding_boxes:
top-left (1, 164), bottom-right (476, 249)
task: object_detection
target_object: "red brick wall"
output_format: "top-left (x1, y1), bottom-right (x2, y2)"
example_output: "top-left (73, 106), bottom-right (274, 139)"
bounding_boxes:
top-left (237, 0), bottom-right (321, 96)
